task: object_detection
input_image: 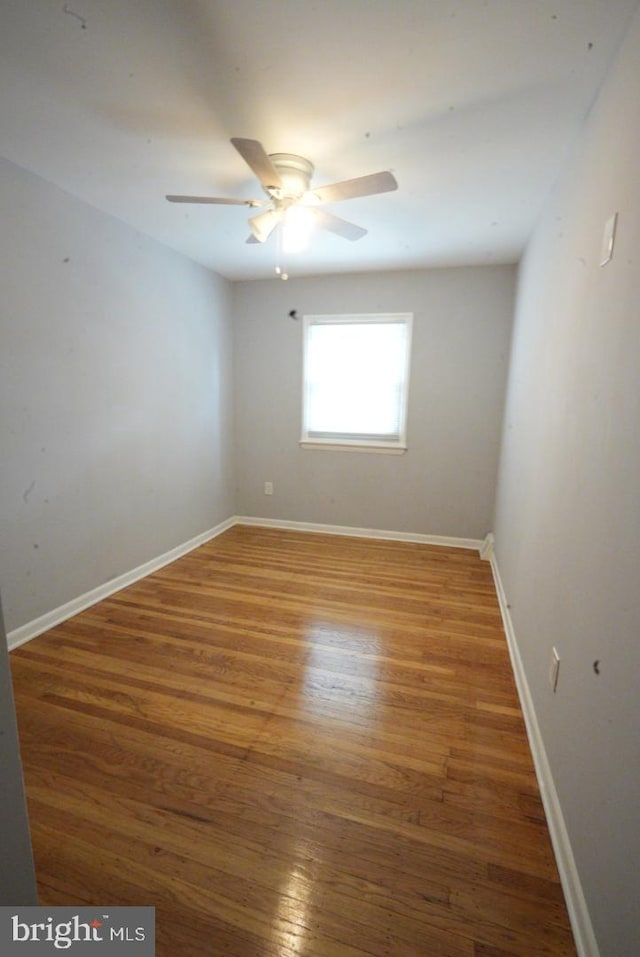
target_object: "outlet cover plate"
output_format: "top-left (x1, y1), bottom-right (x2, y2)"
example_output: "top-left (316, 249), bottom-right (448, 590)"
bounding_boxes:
top-left (549, 647), bottom-right (560, 693)
top-left (600, 212), bottom-right (618, 266)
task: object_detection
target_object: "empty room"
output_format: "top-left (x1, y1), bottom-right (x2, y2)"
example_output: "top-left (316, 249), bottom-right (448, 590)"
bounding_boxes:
top-left (1, 2), bottom-right (639, 956)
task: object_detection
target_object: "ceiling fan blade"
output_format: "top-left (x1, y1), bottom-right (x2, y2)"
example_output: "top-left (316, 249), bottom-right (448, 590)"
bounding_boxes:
top-left (166, 194), bottom-right (264, 206)
top-left (248, 208), bottom-right (284, 243)
top-left (311, 170), bottom-right (398, 204)
top-left (231, 138), bottom-right (283, 191)
top-left (311, 208), bottom-right (367, 241)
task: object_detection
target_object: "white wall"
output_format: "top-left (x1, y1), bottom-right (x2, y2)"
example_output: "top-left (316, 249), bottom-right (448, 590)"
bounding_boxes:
top-left (0, 157), bottom-right (235, 634)
top-left (493, 9), bottom-right (640, 956)
top-left (233, 267), bottom-right (515, 539)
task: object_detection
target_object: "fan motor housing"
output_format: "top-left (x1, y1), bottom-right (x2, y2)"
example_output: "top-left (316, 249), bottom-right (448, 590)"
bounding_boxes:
top-left (268, 153), bottom-right (314, 200)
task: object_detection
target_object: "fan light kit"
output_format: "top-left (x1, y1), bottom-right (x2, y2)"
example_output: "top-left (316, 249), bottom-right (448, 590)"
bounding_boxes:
top-left (166, 137), bottom-right (398, 271)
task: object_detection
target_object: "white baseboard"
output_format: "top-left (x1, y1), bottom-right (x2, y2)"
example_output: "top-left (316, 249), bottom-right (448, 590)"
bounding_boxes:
top-left (235, 515), bottom-right (483, 551)
top-left (489, 553), bottom-right (600, 957)
top-left (479, 531), bottom-right (495, 561)
top-left (7, 517), bottom-right (236, 651)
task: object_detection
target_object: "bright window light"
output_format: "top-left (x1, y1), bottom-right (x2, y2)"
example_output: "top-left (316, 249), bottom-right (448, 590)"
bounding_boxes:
top-left (301, 313), bottom-right (412, 451)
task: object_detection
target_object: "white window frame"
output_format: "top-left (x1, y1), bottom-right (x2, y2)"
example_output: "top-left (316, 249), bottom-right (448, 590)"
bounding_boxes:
top-left (300, 312), bottom-right (413, 453)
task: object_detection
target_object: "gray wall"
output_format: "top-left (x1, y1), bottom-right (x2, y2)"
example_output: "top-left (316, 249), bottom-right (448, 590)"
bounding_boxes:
top-left (0, 157), bottom-right (235, 634)
top-left (233, 267), bottom-right (515, 539)
top-left (0, 596), bottom-right (38, 904)
top-left (493, 9), bottom-right (640, 956)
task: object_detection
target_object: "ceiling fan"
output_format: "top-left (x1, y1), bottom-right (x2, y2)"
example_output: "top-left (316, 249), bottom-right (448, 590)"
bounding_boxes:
top-left (166, 137), bottom-right (398, 246)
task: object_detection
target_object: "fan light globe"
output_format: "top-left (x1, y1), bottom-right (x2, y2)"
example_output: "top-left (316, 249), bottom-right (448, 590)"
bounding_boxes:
top-left (282, 206), bottom-right (316, 252)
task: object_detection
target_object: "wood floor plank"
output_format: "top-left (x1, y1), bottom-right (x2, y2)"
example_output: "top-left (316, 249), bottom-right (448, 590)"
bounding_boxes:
top-left (10, 525), bottom-right (577, 955)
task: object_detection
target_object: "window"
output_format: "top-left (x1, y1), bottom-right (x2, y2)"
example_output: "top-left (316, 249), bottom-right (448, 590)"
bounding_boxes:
top-left (301, 313), bottom-right (412, 452)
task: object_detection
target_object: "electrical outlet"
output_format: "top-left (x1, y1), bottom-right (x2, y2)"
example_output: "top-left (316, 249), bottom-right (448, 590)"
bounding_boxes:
top-left (264, 481), bottom-right (274, 496)
top-left (600, 212), bottom-right (618, 266)
top-left (549, 647), bottom-right (560, 693)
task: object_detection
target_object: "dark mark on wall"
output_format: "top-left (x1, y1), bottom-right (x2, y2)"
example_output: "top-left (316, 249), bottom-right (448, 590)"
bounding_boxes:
top-left (63, 4), bottom-right (87, 29)
top-left (593, 660), bottom-right (600, 675)
top-left (23, 480), bottom-right (36, 503)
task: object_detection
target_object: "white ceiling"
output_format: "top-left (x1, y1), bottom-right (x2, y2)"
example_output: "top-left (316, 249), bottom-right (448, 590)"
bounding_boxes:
top-left (1, 0), bottom-right (637, 280)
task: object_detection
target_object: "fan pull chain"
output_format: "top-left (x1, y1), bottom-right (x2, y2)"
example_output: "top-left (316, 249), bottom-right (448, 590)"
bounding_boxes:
top-left (274, 226), bottom-right (289, 280)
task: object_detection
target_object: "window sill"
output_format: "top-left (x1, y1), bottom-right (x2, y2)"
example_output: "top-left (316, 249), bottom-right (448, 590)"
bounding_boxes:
top-left (299, 441), bottom-right (407, 455)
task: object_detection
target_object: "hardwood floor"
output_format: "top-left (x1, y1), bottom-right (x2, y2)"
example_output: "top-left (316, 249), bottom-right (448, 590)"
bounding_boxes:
top-left (9, 525), bottom-right (577, 956)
